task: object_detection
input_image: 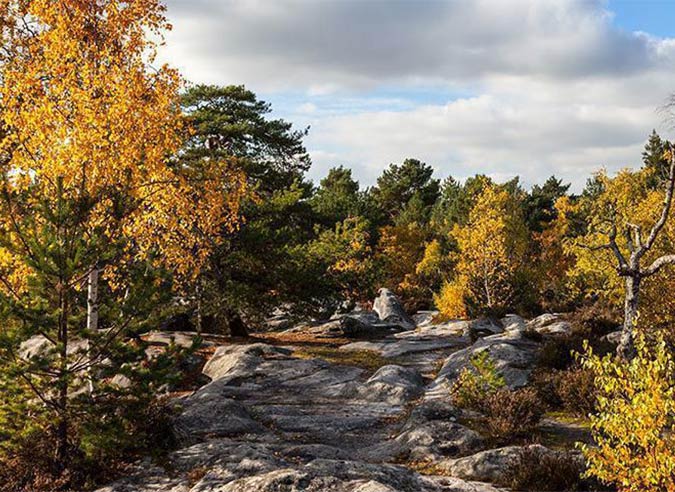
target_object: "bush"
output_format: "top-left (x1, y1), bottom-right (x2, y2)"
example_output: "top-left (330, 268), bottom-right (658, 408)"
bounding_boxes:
top-left (555, 366), bottom-right (596, 416)
top-left (537, 335), bottom-right (585, 370)
top-left (580, 336), bottom-right (675, 492)
top-left (451, 351), bottom-right (506, 409)
top-left (500, 446), bottom-right (589, 491)
top-left (481, 387), bottom-right (545, 441)
top-left (565, 301), bottom-right (620, 339)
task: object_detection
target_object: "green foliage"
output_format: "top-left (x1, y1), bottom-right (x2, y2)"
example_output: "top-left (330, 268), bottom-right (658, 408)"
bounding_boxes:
top-left (0, 182), bottom-right (187, 488)
top-left (372, 158), bottom-right (440, 223)
top-left (452, 351), bottom-right (506, 409)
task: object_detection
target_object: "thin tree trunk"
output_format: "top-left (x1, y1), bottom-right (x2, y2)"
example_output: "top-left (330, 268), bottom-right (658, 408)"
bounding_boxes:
top-left (195, 281), bottom-right (202, 335)
top-left (56, 290), bottom-right (69, 470)
top-left (85, 265), bottom-right (99, 394)
top-left (618, 275), bottom-right (640, 360)
top-left (86, 266), bottom-right (99, 332)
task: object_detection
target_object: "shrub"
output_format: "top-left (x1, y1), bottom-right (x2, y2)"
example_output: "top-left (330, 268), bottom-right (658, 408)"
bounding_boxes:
top-left (555, 366), bottom-right (596, 416)
top-left (580, 336), bottom-right (675, 492)
top-left (565, 301), bottom-right (620, 339)
top-left (434, 279), bottom-right (469, 320)
top-left (451, 351), bottom-right (506, 409)
top-left (501, 446), bottom-right (588, 491)
top-left (537, 335), bottom-right (584, 370)
top-left (481, 387), bottom-right (545, 441)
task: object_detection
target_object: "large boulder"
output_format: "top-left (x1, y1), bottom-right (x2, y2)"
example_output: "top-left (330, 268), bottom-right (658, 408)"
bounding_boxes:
top-left (373, 288), bottom-right (416, 330)
top-left (440, 445), bottom-right (567, 484)
top-left (429, 330), bottom-right (541, 392)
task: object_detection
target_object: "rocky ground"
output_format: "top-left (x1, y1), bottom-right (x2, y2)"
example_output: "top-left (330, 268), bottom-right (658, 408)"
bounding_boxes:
top-left (96, 290), bottom-right (593, 492)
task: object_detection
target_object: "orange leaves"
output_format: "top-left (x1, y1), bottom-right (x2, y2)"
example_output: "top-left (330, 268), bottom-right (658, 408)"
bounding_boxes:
top-left (0, 0), bottom-right (245, 290)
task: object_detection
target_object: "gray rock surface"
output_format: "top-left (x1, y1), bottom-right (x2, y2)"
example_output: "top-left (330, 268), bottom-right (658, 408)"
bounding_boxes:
top-left (95, 313), bottom-right (557, 492)
top-left (373, 288), bottom-right (416, 330)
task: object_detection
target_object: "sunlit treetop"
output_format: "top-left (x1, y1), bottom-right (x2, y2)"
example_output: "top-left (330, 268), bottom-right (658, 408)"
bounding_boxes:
top-left (0, 0), bottom-right (246, 282)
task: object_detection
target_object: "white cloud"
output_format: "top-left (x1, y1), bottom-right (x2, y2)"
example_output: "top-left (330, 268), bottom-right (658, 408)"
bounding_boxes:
top-left (159, 0), bottom-right (675, 190)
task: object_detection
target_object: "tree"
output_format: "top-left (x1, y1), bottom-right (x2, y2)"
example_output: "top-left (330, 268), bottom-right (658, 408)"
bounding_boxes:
top-left (0, 0), bottom-right (243, 475)
top-left (372, 158), bottom-right (440, 222)
top-left (180, 85), bottom-right (316, 334)
top-left (524, 176), bottom-right (570, 232)
top-left (643, 130), bottom-right (672, 187)
top-left (310, 166), bottom-right (364, 227)
top-left (578, 155), bottom-right (675, 359)
top-left (437, 185), bottom-right (530, 317)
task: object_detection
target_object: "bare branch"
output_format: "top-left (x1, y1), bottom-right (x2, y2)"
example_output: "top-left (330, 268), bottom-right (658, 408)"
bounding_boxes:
top-left (642, 254), bottom-right (675, 277)
top-left (638, 155), bottom-right (675, 257)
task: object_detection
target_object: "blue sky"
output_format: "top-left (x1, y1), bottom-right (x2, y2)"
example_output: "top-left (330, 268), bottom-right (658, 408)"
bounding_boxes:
top-left (611, 0), bottom-right (675, 37)
top-left (160, 0), bottom-right (675, 191)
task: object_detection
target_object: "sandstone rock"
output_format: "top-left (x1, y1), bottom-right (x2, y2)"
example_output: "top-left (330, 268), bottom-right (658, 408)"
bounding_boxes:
top-left (373, 288), bottom-right (416, 330)
top-left (429, 330), bottom-right (541, 392)
top-left (202, 343), bottom-right (292, 380)
top-left (143, 330), bottom-right (211, 349)
top-left (441, 445), bottom-right (559, 484)
top-left (394, 420), bottom-right (484, 461)
top-left (358, 365), bottom-right (425, 405)
top-left (441, 446), bottom-right (523, 483)
top-left (412, 311), bottom-right (439, 328)
top-left (468, 318), bottom-right (503, 338)
top-left (174, 387), bottom-right (265, 441)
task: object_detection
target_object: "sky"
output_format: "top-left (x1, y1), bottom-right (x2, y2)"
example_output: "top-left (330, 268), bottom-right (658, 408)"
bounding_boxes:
top-left (158, 0), bottom-right (675, 191)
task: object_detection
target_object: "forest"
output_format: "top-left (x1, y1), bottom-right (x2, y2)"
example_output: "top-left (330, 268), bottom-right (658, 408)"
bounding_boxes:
top-left (0, 2), bottom-right (674, 492)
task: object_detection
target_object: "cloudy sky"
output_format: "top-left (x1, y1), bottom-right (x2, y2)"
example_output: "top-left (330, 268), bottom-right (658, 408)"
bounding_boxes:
top-left (159, 0), bottom-right (675, 190)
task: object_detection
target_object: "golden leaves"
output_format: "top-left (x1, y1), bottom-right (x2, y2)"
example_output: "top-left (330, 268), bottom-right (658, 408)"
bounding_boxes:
top-left (0, 0), bottom-right (245, 292)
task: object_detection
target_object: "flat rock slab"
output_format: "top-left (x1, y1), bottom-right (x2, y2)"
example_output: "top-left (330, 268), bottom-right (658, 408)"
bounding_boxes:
top-left (95, 315), bottom-right (570, 492)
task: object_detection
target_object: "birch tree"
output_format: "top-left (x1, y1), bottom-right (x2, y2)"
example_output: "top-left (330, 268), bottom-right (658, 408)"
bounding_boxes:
top-left (0, 0), bottom-right (244, 476)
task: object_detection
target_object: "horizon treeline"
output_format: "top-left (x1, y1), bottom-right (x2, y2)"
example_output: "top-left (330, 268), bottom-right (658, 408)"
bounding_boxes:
top-left (191, 84), bottom-right (674, 337)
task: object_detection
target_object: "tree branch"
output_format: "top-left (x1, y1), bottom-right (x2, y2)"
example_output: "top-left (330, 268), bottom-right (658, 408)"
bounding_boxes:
top-left (638, 154), bottom-right (675, 258)
top-left (642, 254), bottom-right (675, 277)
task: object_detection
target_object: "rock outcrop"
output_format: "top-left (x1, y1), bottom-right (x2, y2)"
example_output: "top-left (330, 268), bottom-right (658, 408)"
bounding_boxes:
top-left (95, 312), bottom-right (578, 492)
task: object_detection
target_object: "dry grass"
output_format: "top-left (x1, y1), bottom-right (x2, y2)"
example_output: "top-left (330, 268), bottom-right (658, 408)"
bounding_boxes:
top-left (292, 346), bottom-right (401, 372)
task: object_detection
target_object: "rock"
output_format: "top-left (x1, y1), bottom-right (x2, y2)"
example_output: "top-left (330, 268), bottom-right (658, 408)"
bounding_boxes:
top-left (373, 288), bottom-right (416, 330)
top-left (525, 314), bottom-right (572, 336)
top-left (203, 343), bottom-right (292, 380)
top-left (501, 314), bottom-right (526, 333)
top-left (526, 313), bottom-right (558, 330)
top-left (358, 365), bottom-right (425, 405)
top-left (94, 464), bottom-right (189, 492)
top-left (536, 321), bottom-right (572, 335)
top-left (19, 335), bottom-right (88, 360)
top-left (394, 420), bottom-right (484, 461)
top-left (429, 330), bottom-right (541, 392)
top-left (143, 330), bottom-right (211, 349)
top-left (468, 318), bottom-right (503, 338)
top-left (174, 387), bottom-right (265, 441)
top-left (440, 446), bottom-right (523, 483)
top-left (412, 311), bottom-right (439, 328)
top-left (340, 338), bottom-right (463, 359)
top-left (351, 481), bottom-right (397, 492)
top-left (440, 445), bottom-right (561, 484)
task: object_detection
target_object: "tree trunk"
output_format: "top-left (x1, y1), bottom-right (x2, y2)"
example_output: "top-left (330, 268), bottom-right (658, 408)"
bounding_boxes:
top-left (85, 266), bottom-right (99, 394)
top-left (86, 266), bottom-right (99, 332)
top-left (227, 310), bottom-right (249, 338)
top-left (618, 275), bottom-right (640, 360)
top-left (56, 290), bottom-right (69, 471)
